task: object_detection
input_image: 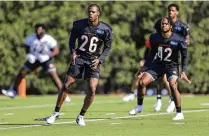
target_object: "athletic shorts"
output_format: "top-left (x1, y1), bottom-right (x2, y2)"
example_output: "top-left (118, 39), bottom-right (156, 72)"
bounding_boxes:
top-left (67, 56), bottom-right (100, 79)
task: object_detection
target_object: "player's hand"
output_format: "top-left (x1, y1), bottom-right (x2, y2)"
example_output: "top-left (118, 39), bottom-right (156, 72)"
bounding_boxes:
top-left (180, 72), bottom-right (191, 83)
top-left (135, 66), bottom-right (146, 77)
top-left (91, 59), bottom-right (100, 71)
top-left (71, 52), bottom-right (79, 65)
top-left (139, 60), bottom-right (145, 67)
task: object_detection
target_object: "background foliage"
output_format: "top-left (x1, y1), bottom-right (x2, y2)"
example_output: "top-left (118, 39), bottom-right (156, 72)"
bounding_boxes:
top-left (0, 1), bottom-right (209, 94)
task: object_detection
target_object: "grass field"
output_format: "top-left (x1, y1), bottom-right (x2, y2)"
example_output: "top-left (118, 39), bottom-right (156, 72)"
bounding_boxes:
top-left (0, 95), bottom-right (208, 136)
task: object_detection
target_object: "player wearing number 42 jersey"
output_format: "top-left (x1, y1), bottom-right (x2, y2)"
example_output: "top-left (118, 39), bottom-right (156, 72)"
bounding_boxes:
top-left (1, 23), bottom-right (71, 102)
top-left (129, 17), bottom-right (191, 120)
top-left (45, 4), bottom-right (113, 126)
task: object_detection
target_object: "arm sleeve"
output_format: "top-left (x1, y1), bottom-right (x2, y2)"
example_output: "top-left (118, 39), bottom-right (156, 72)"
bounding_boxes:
top-left (144, 48), bottom-right (156, 68)
top-left (69, 22), bottom-right (78, 54)
top-left (180, 41), bottom-right (188, 72)
top-left (98, 28), bottom-right (113, 63)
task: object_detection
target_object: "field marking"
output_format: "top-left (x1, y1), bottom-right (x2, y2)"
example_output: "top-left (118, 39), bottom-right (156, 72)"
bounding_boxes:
top-left (0, 109), bottom-right (208, 130)
top-left (200, 103), bottom-right (209, 106)
top-left (4, 113), bottom-right (14, 116)
top-left (105, 113), bottom-right (116, 115)
top-left (110, 122), bottom-right (121, 125)
top-left (172, 122), bottom-right (185, 125)
top-left (0, 100), bottom-right (124, 111)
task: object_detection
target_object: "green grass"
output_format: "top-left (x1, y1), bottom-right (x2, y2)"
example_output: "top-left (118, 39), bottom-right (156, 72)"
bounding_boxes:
top-left (0, 95), bottom-right (208, 136)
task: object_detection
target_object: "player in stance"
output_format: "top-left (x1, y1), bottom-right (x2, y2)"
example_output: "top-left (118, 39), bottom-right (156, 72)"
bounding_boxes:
top-left (153, 3), bottom-right (190, 113)
top-left (45, 4), bottom-right (113, 126)
top-left (129, 17), bottom-right (191, 120)
top-left (1, 23), bottom-right (71, 102)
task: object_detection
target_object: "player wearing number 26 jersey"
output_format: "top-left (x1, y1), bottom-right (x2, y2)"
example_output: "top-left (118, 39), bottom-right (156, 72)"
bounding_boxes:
top-left (69, 18), bottom-right (112, 63)
top-left (68, 18), bottom-right (112, 79)
top-left (45, 4), bottom-right (112, 126)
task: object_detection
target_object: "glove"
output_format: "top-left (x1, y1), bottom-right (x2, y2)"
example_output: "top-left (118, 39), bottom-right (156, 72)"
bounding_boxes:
top-left (38, 54), bottom-right (50, 63)
top-left (27, 53), bottom-right (36, 64)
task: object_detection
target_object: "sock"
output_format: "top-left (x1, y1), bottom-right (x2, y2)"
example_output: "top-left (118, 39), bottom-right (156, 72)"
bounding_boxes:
top-left (55, 106), bottom-right (60, 112)
top-left (79, 109), bottom-right (86, 116)
top-left (157, 95), bottom-right (161, 100)
top-left (176, 106), bottom-right (181, 113)
top-left (137, 98), bottom-right (143, 105)
top-left (170, 96), bottom-right (173, 101)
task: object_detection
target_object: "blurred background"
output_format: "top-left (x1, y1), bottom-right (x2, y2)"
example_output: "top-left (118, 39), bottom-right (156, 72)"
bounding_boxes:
top-left (0, 1), bottom-right (209, 95)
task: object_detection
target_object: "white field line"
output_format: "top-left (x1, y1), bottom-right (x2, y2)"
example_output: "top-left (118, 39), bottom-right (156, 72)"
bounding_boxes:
top-left (0, 109), bottom-right (208, 130)
top-left (0, 100), bottom-right (124, 111)
top-left (4, 113), bottom-right (14, 116)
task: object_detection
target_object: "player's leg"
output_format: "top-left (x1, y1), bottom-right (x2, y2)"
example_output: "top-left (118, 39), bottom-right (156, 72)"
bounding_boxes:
top-left (154, 80), bottom-right (163, 112)
top-left (122, 74), bottom-right (142, 102)
top-left (129, 71), bottom-right (155, 115)
top-left (76, 60), bottom-right (100, 126)
top-left (46, 57), bottom-right (84, 124)
top-left (163, 74), bottom-right (175, 113)
top-left (45, 62), bottom-right (71, 102)
top-left (167, 72), bottom-right (184, 120)
top-left (46, 75), bottom-right (76, 124)
top-left (1, 61), bottom-right (36, 98)
top-left (76, 78), bottom-right (99, 126)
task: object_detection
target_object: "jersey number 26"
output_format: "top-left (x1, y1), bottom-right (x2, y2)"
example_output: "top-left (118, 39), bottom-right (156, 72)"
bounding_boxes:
top-left (79, 35), bottom-right (99, 53)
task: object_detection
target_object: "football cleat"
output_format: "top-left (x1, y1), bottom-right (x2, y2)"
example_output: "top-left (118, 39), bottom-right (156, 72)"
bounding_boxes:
top-left (166, 100), bottom-right (175, 113)
top-left (129, 105), bottom-right (143, 115)
top-left (76, 115), bottom-right (86, 126)
top-left (1, 89), bottom-right (17, 98)
top-left (154, 99), bottom-right (162, 112)
top-left (172, 113), bottom-right (184, 120)
top-left (64, 95), bottom-right (71, 102)
top-left (122, 93), bottom-right (135, 102)
top-left (46, 112), bottom-right (60, 124)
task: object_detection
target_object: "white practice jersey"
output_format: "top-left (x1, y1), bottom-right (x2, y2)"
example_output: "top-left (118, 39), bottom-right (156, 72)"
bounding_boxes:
top-left (25, 34), bottom-right (57, 57)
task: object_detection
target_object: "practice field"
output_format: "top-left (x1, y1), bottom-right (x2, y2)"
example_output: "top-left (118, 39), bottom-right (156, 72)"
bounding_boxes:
top-left (0, 95), bottom-right (208, 136)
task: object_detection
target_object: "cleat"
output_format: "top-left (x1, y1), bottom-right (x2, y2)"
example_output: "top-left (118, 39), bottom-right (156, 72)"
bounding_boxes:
top-left (129, 105), bottom-right (143, 115)
top-left (154, 99), bottom-right (162, 112)
top-left (46, 112), bottom-right (60, 124)
top-left (1, 89), bottom-right (16, 98)
top-left (166, 100), bottom-right (175, 113)
top-left (76, 115), bottom-right (86, 126)
top-left (64, 95), bottom-right (71, 102)
top-left (172, 113), bottom-right (184, 120)
top-left (122, 93), bottom-right (135, 102)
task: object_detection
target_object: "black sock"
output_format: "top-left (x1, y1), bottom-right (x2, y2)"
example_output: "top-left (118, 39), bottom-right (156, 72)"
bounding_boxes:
top-left (79, 109), bottom-right (86, 116)
top-left (170, 96), bottom-right (173, 101)
top-left (157, 95), bottom-right (161, 100)
top-left (137, 98), bottom-right (143, 105)
top-left (176, 106), bottom-right (181, 113)
top-left (55, 106), bottom-right (60, 112)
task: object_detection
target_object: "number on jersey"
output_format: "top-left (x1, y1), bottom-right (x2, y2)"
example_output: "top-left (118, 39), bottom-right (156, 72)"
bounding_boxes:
top-left (157, 47), bottom-right (172, 62)
top-left (79, 35), bottom-right (99, 53)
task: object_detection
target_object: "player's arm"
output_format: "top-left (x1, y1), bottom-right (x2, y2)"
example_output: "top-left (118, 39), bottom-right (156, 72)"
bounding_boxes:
top-left (180, 40), bottom-right (191, 83)
top-left (180, 41), bottom-right (187, 72)
top-left (69, 22), bottom-right (78, 54)
top-left (183, 25), bottom-right (190, 45)
top-left (49, 46), bottom-right (59, 57)
top-left (98, 28), bottom-right (113, 64)
top-left (69, 22), bottom-right (79, 64)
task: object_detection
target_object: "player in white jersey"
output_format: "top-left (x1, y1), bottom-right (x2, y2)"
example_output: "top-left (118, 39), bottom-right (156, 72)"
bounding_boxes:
top-left (1, 23), bottom-right (70, 102)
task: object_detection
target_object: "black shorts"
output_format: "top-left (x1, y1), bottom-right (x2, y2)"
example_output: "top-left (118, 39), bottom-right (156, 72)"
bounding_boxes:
top-left (146, 67), bottom-right (178, 81)
top-left (23, 59), bottom-right (55, 72)
top-left (67, 57), bottom-right (100, 79)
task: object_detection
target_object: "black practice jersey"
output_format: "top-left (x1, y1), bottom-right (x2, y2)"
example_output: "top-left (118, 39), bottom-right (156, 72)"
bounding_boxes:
top-left (69, 18), bottom-right (112, 63)
top-left (145, 32), bottom-right (187, 72)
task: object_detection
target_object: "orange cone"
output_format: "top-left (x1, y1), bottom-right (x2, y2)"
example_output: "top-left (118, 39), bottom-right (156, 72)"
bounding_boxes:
top-left (18, 78), bottom-right (26, 98)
